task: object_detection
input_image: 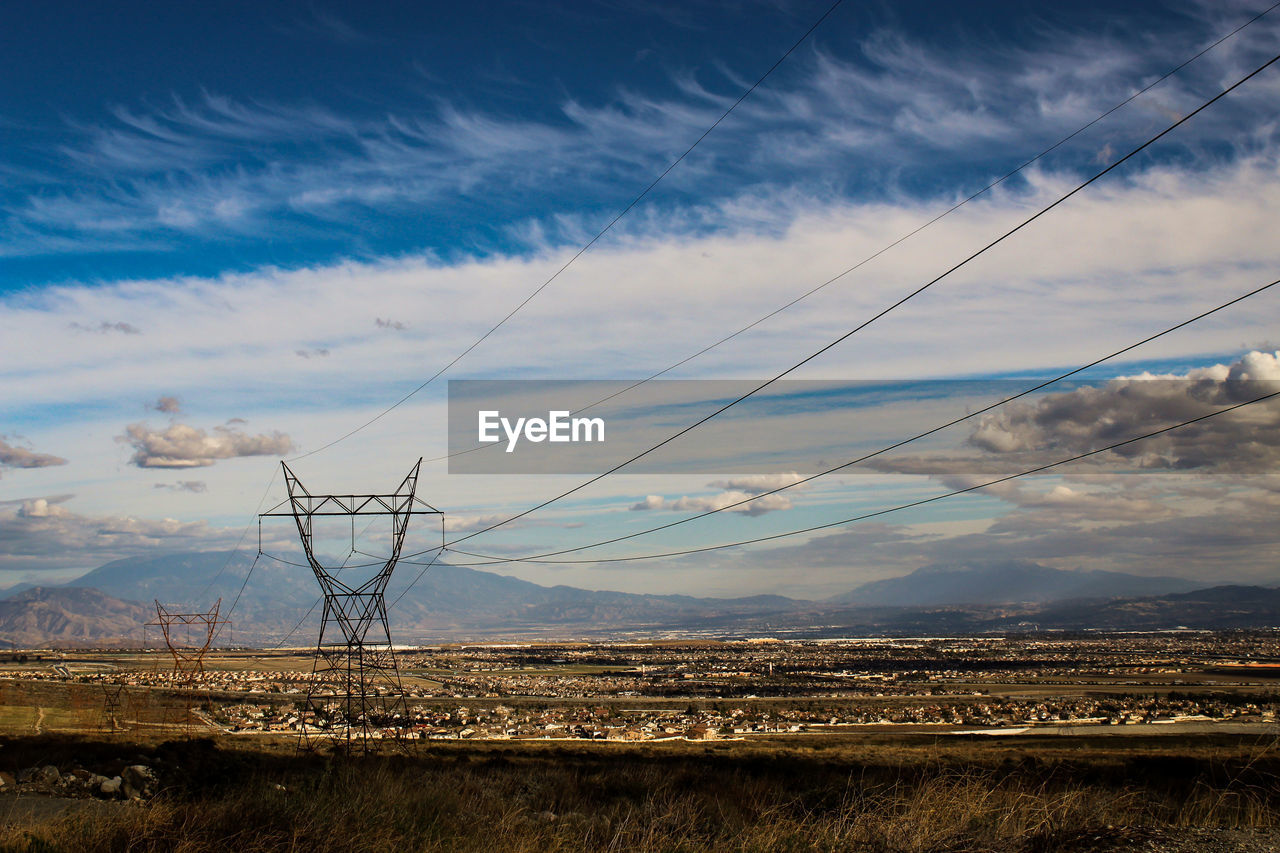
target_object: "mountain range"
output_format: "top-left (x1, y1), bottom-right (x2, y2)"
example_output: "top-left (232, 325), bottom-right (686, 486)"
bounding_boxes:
top-left (0, 551), bottom-right (1270, 646)
top-left (832, 561), bottom-right (1201, 606)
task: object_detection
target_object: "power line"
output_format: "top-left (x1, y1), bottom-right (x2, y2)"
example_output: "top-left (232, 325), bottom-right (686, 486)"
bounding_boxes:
top-left (200, 1), bottom-right (1277, 609)
top-left (420, 0), bottom-right (1280, 468)
top-left (198, 467), bottom-right (279, 602)
top-left (236, 0), bottom-right (843, 627)
top-left (211, 550), bottom-right (260, 644)
top-left (268, 533), bottom-right (408, 650)
top-left (286, 0), bottom-right (846, 463)
top-left (272, 598), bottom-right (320, 650)
top-left (212, 476), bottom-right (377, 640)
top-left (257, 551), bottom-right (388, 570)
top-left (435, 47), bottom-right (1280, 555)
top-left (407, 274), bottom-right (1280, 566)
top-left (208, 5), bottom-right (1280, 619)
top-left (443, 388), bottom-right (1280, 565)
top-left (387, 547), bottom-right (443, 612)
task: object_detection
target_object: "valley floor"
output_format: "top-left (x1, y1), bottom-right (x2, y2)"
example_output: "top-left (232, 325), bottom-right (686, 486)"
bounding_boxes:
top-left (1, 635), bottom-right (1279, 849)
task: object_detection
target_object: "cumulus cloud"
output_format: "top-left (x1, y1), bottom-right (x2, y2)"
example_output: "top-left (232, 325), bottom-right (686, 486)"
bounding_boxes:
top-left (2, 9), bottom-right (1278, 597)
top-left (18, 497), bottom-right (68, 518)
top-left (612, 473), bottom-right (1280, 596)
top-left (0, 437), bottom-right (67, 476)
top-left (443, 513), bottom-right (511, 533)
top-left (69, 321), bottom-right (140, 335)
top-left (631, 490), bottom-right (792, 517)
top-left (118, 421), bottom-right (294, 468)
top-left (0, 495), bottom-right (230, 573)
top-left (968, 351), bottom-right (1280, 471)
top-left (967, 478), bottom-right (1177, 524)
top-left (150, 395), bottom-right (182, 414)
top-left (708, 473), bottom-right (805, 494)
top-left (153, 480), bottom-right (208, 493)
top-left (631, 472), bottom-right (806, 516)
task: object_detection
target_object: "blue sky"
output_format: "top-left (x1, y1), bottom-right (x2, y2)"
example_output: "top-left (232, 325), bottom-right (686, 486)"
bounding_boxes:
top-left (3, 0), bottom-right (1280, 599)
top-left (4, 0), bottom-right (1271, 285)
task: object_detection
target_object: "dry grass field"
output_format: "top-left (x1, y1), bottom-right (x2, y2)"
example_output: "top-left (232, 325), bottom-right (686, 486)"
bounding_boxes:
top-left (3, 733), bottom-right (1280, 852)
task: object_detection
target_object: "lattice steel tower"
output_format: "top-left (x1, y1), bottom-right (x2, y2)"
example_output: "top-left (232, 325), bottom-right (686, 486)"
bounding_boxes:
top-left (263, 458), bottom-right (441, 749)
top-left (148, 599), bottom-right (226, 682)
top-left (99, 682), bottom-right (126, 733)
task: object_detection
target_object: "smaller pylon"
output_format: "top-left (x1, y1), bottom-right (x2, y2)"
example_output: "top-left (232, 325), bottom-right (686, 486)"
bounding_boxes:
top-left (99, 682), bottom-right (127, 733)
top-left (148, 599), bottom-right (227, 683)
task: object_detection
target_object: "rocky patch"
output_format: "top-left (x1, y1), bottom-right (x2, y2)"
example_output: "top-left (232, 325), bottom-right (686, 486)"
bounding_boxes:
top-left (6, 759), bottom-right (159, 801)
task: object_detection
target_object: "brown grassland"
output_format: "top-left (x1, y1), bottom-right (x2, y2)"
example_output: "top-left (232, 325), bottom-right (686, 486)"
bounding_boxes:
top-left (3, 732), bottom-right (1280, 852)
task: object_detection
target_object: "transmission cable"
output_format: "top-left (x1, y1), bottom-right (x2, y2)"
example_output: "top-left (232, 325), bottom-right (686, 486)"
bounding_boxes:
top-left (211, 550), bottom-right (261, 644)
top-left (198, 467), bottom-right (279, 604)
top-left (443, 388), bottom-right (1280, 565)
top-left (272, 597), bottom-right (320, 650)
top-left (416, 274), bottom-right (1280, 565)
top-left (287, 0), bottom-right (846, 463)
top-left (421, 0), bottom-right (1280, 467)
top-left (226, 0), bottom-right (843, 620)
top-left (432, 47), bottom-right (1280, 557)
top-left (202, 3), bottom-right (1276, 611)
top-left (387, 547), bottom-right (444, 612)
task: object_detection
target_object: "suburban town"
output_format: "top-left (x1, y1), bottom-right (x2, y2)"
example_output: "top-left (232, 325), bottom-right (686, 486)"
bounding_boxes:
top-left (3, 633), bottom-right (1277, 743)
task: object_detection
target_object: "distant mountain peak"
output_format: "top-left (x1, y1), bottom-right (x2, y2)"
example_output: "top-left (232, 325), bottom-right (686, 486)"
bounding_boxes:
top-left (832, 562), bottom-right (1202, 607)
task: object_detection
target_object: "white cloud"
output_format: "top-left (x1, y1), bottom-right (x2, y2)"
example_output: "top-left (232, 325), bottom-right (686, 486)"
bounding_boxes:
top-left (118, 421), bottom-right (294, 468)
top-left (7, 152), bottom-right (1280, 420)
top-left (0, 495), bottom-right (233, 573)
top-left (0, 146), bottom-right (1277, 591)
top-left (0, 438), bottom-right (67, 475)
top-left (708, 472), bottom-right (805, 494)
top-left (443, 513), bottom-right (513, 534)
top-left (4, 13), bottom-right (1280, 590)
top-left (150, 395), bottom-right (182, 414)
top-left (631, 486), bottom-right (795, 517)
top-left (153, 480), bottom-right (208, 493)
top-left (18, 497), bottom-right (67, 518)
top-left (69, 320), bottom-right (140, 335)
top-left (968, 350), bottom-right (1280, 471)
top-left (629, 472), bottom-right (807, 516)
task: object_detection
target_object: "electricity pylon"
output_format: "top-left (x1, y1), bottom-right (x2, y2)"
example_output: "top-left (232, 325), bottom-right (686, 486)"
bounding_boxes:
top-left (99, 682), bottom-right (127, 733)
top-left (262, 458), bottom-right (441, 750)
top-left (149, 599), bottom-right (225, 682)
top-left (146, 599), bottom-right (227, 735)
